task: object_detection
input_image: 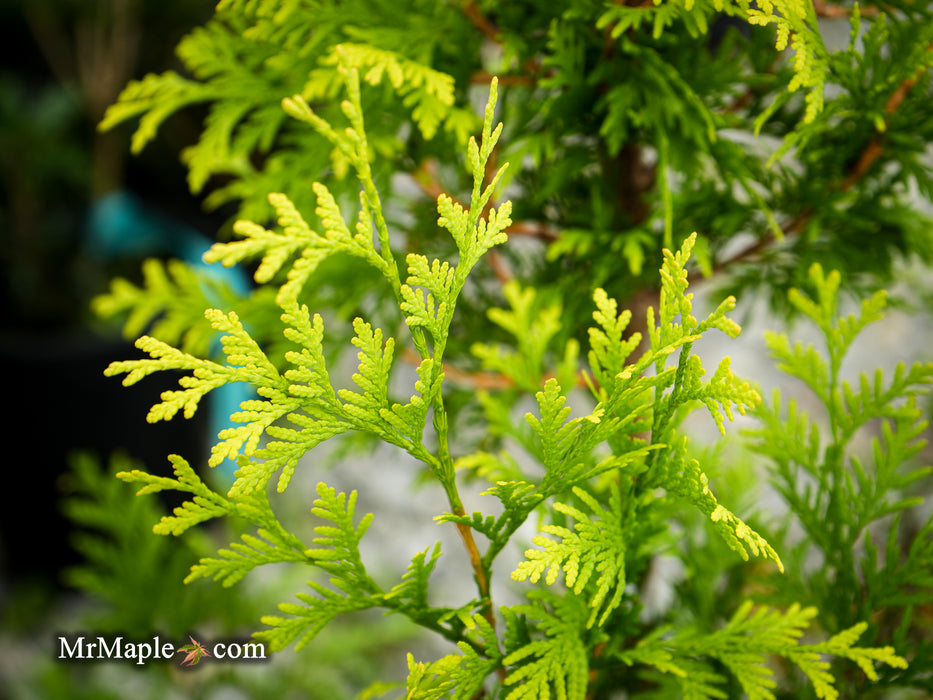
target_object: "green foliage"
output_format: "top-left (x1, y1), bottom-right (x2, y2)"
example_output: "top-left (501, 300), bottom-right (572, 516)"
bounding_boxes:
top-left (95, 0), bottom-right (933, 347)
top-left (59, 452), bottom-right (254, 636)
top-left (97, 0), bottom-right (479, 221)
top-left (501, 592), bottom-right (590, 700)
top-left (746, 262), bottom-right (933, 697)
top-left (257, 483), bottom-right (380, 652)
top-left (46, 457), bottom-right (419, 700)
top-left (512, 485), bottom-right (630, 628)
top-left (101, 77), bottom-right (908, 691)
top-left (619, 601), bottom-right (905, 700)
top-left (88, 2), bottom-right (933, 698)
top-left (745, 0), bottom-right (828, 125)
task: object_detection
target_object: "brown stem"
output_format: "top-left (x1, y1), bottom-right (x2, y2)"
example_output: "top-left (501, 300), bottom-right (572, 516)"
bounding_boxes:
top-left (403, 347), bottom-right (514, 389)
top-left (469, 70), bottom-right (536, 87)
top-left (710, 43), bottom-right (933, 278)
top-left (840, 40), bottom-right (933, 192)
top-left (449, 474), bottom-right (507, 682)
top-left (813, 0), bottom-right (880, 18)
top-left (506, 221), bottom-right (560, 242)
top-left (485, 250), bottom-right (513, 285)
top-left (584, 641), bottom-right (609, 700)
top-left (453, 517), bottom-right (490, 597)
top-left (462, 1), bottom-right (501, 42)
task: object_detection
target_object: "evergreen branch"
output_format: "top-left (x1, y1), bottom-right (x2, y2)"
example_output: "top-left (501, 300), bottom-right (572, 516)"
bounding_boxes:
top-left (597, 0), bottom-right (734, 41)
top-left (185, 490), bottom-right (309, 586)
top-left (403, 653), bottom-right (467, 700)
top-left (205, 194), bottom-right (319, 283)
top-left (407, 78), bottom-right (513, 633)
top-left (226, 302), bottom-right (353, 495)
top-left (61, 453), bottom-right (217, 629)
top-left (400, 255), bottom-right (457, 343)
top-left (525, 378), bottom-right (647, 497)
top-left (204, 187), bottom-right (390, 306)
top-left (92, 257), bottom-right (239, 358)
top-left (317, 42), bottom-right (475, 142)
top-left (862, 513), bottom-right (933, 611)
top-left (337, 318), bottom-right (394, 424)
top-left (789, 622), bottom-right (909, 696)
top-left (98, 70), bottom-right (213, 153)
top-left (256, 482), bottom-right (382, 652)
top-left (103, 333), bottom-right (232, 420)
top-left (212, 388), bottom-right (301, 470)
top-left (306, 483), bottom-right (380, 592)
top-left (258, 578), bottom-right (378, 652)
top-left (404, 613), bottom-right (504, 700)
top-left (280, 68), bottom-right (410, 319)
top-left (384, 543), bottom-right (443, 613)
top-left (524, 378), bottom-right (579, 472)
top-left (696, 355), bottom-right (761, 435)
top-left (619, 601), bottom-right (907, 700)
top-left (104, 307), bottom-right (291, 460)
top-left (753, 262), bottom-right (933, 540)
top-left (437, 77), bottom-right (511, 275)
top-left (279, 302), bottom-right (342, 406)
top-left (286, 72), bottom-right (511, 634)
top-left (587, 287), bottom-right (641, 390)
top-left (848, 397), bottom-right (931, 526)
top-left (512, 485), bottom-right (631, 628)
top-left (762, 330), bottom-right (832, 405)
top-left (380, 358), bottom-right (443, 450)
top-left (644, 235), bottom-right (757, 441)
top-left (472, 281), bottom-right (577, 393)
top-left (503, 592), bottom-right (589, 700)
top-left (840, 38), bottom-right (933, 192)
top-left (186, 528), bottom-right (308, 587)
top-left (116, 455), bottom-right (233, 535)
top-left (180, 98), bottom-right (258, 194)
top-left (661, 440), bottom-right (784, 572)
top-left (711, 32), bottom-right (933, 281)
top-left (435, 479), bottom-right (545, 569)
top-left (745, 0), bottom-right (829, 124)
top-left (375, 550), bottom-right (488, 650)
top-left (318, 59), bottom-right (407, 303)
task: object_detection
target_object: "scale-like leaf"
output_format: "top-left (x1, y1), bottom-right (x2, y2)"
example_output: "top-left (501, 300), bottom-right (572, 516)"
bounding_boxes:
top-left (185, 491), bottom-right (309, 586)
top-left (503, 592), bottom-right (589, 700)
top-left (117, 455), bottom-right (233, 535)
top-left (512, 485), bottom-right (630, 627)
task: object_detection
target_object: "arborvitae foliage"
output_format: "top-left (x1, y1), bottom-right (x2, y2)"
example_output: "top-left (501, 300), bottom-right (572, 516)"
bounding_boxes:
top-left (745, 264), bottom-right (933, 698)
top-left (86, 2), bottom-right (933, 698)
top-left (98, 56), bottom-right (921, 696)
top-left (48, 451), bottom-right (425, 698)
top-left (60, 452), bottom-right (244, 636)
top-left (95, 0), bottom-right (933, 348)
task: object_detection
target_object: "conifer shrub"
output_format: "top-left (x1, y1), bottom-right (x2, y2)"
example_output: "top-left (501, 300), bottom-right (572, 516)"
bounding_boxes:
top-left (88, 2), bottom-right (933, 698)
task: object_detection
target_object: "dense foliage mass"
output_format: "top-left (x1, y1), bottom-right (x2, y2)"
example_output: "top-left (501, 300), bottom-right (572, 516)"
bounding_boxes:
top-left (69, 1), bottom-right (933, 698)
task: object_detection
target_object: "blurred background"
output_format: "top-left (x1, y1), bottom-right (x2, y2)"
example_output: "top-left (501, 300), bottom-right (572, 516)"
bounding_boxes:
top-left (0, 3), bottom-right (289, 697)
top-left (0, 0), bottom-right (218, 602)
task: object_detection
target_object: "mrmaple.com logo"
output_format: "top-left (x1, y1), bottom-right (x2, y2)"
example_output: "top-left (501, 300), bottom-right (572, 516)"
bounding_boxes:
top-left (57, 634), bottom-right (266, 667)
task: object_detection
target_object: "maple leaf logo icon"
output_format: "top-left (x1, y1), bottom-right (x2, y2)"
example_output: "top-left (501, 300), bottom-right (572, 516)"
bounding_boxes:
top-left (177, 635), bottom-right (211, 667)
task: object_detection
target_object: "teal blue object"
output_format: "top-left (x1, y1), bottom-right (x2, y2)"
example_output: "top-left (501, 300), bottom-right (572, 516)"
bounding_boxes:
top-left (86, 190), bottom-right (173, 258)
top-left (88, 189), bottom-right (252, 482)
